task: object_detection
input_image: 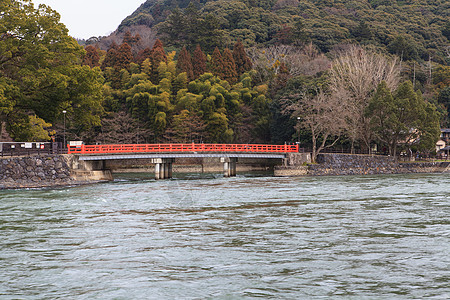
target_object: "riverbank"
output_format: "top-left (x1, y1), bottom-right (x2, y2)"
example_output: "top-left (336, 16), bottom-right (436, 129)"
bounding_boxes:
top-left (0, 155), bottom-right (112, 189)
top-left (1, 153), bottom-right (449, 189)
top-left (275, 153), bottom-right (450, 176)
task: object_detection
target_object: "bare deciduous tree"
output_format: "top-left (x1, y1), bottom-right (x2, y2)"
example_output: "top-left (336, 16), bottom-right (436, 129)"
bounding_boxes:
top-left (0, 122), bottom-right (13, 141)
top-left (281, 89), bottom-right (347, 162)
top-left (94, 111), bottom-right (154, 144)
top-left (96, 25), bottom-right (157, 55)
top-left (329, 45), bottom-right (401, 153)
top-left (248, 43), bottom-right (331, 84)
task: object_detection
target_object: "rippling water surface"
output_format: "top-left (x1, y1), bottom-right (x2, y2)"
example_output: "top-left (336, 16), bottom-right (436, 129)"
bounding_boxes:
top-left (1, 173), bottom-right (449, 299)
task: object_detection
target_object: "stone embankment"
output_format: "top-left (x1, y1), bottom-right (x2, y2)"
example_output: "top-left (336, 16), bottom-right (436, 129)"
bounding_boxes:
top-left (276, 153), bottom-right (450, 176)
top-left (0, 154), bottom-right (112, 189)
top-left (0, 155), bottom-right (74, 189)
top-left (308, 153), bottom-right (397, 176)
top-left (2, 152), bottom-right (448, 189)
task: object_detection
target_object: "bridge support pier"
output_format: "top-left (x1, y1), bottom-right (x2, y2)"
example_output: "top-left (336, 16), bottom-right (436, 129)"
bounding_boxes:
top-left (153, 158), bottom-right (174, 180)
top-left (221, 157), bottom-right (237, 177)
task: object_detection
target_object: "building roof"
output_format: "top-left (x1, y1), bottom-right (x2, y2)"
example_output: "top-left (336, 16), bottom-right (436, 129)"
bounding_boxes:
top-left (438, 146), bottom-right (450, 152)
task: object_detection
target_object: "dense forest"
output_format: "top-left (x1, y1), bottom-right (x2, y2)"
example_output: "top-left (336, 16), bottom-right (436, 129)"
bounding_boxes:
top-left (1, 0), bottom-right (450, 159)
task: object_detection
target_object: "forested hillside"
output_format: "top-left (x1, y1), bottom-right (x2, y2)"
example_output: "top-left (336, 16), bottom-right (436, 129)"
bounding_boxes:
top-left (2, 0), bottom-right (449, 158)
top-left (116, 0), bottom-right (450, 64)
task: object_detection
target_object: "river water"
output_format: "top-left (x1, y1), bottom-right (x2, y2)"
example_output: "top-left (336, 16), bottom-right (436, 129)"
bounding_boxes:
top-left (0, 173), bottom-right (449, 299)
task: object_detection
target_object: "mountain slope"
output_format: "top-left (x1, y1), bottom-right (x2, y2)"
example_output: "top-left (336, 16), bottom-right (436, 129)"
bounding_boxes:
top-left (117, 0), bottom-right (449, 63)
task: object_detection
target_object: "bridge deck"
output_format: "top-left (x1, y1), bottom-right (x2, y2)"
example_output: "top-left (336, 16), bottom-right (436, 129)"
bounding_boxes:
top-left (77, 153), bottom-right (286, 161)
top-left (68, 143), bottom-right (298, 155)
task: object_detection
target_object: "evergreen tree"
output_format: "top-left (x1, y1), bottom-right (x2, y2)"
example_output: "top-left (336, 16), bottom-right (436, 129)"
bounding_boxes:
top-left (192, 44), bottom-right (207, 79)
top-left (83, 45), bottom-right (100, 68)
top-left (388, 35), bottom-right (419, 61)
top-left (123, 30), bottom-right (141, 46)
top-left (136, 47), bottom-right (152, 64)
top-left (150, 39), bottom-right (167, 81)
top-left (158, 8), bottom-right (186, 48)
top-left (221, 48), bottom-right (238, 84)
top-left (291, 18), bottom-right (309, 44)
top-left (176, 46), bottom-right (194, 81)
top-left (275, 24), bottom-right (293, 45)
top-left (442, 21), bottom-right (450, 40)
top-left (232, 40), bottom-right (252, 76)
top-left (115, 43), bottom-right (133, 70)
top-left (0, 0), bottom-right (103, 139)
top-left (210, 47), bottom-right (224, 79)
top-left (352, 21), bottom-right (372, 42)
top-left (367, 81), bottom-right (440, 156)
top-left (101, 42), bottom-right (119, 70)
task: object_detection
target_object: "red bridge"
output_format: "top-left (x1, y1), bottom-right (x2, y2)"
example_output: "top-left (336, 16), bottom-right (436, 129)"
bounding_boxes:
top-left (68, 143), bottom-right (298, 180)
top-left (67, 143), bottom-right (299, 154)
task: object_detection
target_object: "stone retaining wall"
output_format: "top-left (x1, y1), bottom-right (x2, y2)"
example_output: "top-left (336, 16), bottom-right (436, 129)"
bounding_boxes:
top-left (0, 155), bottom-right (75, 189)
top-left (308, 153), bottom-right (398, 176)
top-left (276, 153), bottom-right (450, 176)
top-left (397, 161), bottom-right (450, 174)
top-left (3, 153), bottom-right (448, 188)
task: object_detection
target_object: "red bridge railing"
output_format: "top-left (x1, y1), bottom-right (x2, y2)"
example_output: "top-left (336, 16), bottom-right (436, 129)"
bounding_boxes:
top-left (67, 143), bottom-right (298, 154)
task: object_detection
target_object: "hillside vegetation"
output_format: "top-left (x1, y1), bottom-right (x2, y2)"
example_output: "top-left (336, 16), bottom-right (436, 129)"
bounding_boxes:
top-left (117, 0), bottom-right (450, 63)
top-left (2, 0), bottom-right (449, 159)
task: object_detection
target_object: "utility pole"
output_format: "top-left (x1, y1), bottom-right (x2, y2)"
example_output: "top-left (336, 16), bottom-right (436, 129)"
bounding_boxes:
top-left (63, 110), bottom-right (66, 150)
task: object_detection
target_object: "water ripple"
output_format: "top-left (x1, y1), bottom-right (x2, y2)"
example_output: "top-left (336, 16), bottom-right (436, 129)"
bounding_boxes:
top-left (0, 173), bottom-right (449, 299)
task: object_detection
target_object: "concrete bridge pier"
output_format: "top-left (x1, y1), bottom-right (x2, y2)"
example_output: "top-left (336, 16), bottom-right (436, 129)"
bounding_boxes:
top-left (154, 158), bottom-right (174, 180)
top-left (221, 157), bottom-right (237, 177)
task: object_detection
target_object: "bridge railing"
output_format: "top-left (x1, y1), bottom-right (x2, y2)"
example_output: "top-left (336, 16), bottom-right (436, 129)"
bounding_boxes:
top-left (67, 143), bottom-right (299, 154)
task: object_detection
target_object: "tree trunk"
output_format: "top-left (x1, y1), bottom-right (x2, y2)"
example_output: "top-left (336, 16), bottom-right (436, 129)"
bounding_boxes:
top-left (312, 135), bottom-right (317, 163)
